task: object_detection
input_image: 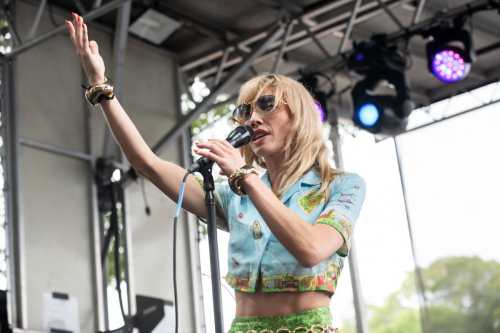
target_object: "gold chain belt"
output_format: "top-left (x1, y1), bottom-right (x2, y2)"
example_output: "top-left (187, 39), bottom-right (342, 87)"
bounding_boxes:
top-left (235, 324), bottom-right (339, 333)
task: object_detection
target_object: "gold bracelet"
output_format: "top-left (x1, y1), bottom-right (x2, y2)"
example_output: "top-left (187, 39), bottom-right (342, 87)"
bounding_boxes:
top-left (228, 165), bottom-right (258, 196)
top-left (85, 77), bottom-right (114, 106)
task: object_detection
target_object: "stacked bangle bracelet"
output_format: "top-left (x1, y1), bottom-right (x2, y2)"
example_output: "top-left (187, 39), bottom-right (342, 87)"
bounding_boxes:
top-left (228, 165), bottom-right (258, 196)
top-left (84, 77), bottom-right (115, 106)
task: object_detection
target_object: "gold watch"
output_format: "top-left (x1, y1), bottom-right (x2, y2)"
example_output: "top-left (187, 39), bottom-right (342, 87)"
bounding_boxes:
top-left (228, 165), bottom-right (258, 196)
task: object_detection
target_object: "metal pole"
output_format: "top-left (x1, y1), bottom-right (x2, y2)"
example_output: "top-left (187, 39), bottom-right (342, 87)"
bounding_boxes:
top-left (92, 0), bottom-right (103, 10)
top-left (272, 21), bottom-right (294, 73)
top-left (120, 187), bottom-right (135, 318)
top-left (375, 0), bottom-right (404, 29)
top-left (103, 0), bottom-right (132, 158)
top-left (6, 0), bottom-right (130, 59)
top-left (393, 138), bottom-right (429, 333)
top-left (26, 0), bottom-right (48, 41)
top-left (298, 18), bottom-right (330, 58)
top-left (119, 20), bottom-right (287, 188)
top-left (175, 60), bottom-right (206, 333)
top-left (72, 0), bottom-right (89, 14)
top-left (0, 7), bottom-right (21, 47)
top-left (412, 0), bottom-right (426, 25)
top-left (1, 55), bottom-right (27, 330)
top-left (19, 137), bottom-right (94, 162)
top-left (338, 0), bottom-right (363, 54)
top-left (83, 65), bottom-right (106, 331)
top-left (348, 240), bottom-right (370, 333)
top-left (329, 115), bottom-right (370, 333)
top-left (213, 47), bottom-right (231, 87)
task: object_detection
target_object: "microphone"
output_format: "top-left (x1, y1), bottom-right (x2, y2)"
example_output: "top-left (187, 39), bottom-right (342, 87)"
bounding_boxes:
top-left (188, 125), bottom-right (254, 173)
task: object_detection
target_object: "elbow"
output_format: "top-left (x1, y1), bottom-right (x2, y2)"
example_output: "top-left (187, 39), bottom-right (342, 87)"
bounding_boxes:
top-left (132, 156), bottom-right (156, 179)
top-left (298, 248), bottom-right (323, 268)
top-left (134, 156), bottom-right (156, 178)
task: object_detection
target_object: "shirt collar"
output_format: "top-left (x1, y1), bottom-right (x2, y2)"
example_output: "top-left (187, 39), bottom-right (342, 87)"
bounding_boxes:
top-left (262, 170), bottom-right (321, 202)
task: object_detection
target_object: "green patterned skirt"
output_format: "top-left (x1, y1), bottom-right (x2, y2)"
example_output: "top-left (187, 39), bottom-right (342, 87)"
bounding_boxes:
top-left (228, 307), bottom-right (338, 333)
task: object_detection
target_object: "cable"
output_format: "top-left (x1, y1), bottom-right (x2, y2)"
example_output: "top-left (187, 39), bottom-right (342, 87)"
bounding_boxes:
top-left (173, 171), bottom-right (190, 333)
top-left (98, 184), bottom-right (132, 333)
top-left (111, 184), bottom-right (132, 333)
top-left (201, 273), bottom-right (236, 302)
top-left (140, 177), bottom-right (151, 216)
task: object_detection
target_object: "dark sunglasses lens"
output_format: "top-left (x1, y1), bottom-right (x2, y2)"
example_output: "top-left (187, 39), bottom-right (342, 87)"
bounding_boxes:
top-left (256, 95), bottom-right (276, 113)
top-left (233, 104), bottom-right (251, 123)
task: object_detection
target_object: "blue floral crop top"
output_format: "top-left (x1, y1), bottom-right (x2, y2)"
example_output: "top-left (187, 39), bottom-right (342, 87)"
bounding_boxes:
top-left (197, 170), bottom-right (366, 294)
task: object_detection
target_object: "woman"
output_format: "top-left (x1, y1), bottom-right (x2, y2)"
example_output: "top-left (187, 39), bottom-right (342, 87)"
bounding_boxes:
top-left (67, 13), bottom-right (365, 333)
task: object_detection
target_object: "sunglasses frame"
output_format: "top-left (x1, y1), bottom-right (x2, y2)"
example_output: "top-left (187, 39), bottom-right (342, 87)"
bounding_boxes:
top-left (232, 95), bottom-right (287, 125)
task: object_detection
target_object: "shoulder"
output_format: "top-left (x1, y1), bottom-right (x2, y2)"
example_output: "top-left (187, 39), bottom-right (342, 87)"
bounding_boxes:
top-left (329, 170), bottom-right (366, 192)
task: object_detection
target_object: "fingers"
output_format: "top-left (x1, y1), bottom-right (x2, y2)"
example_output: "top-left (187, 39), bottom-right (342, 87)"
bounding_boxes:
top-left (72, 13), bottom-right (79, 51)
top-left (82, 23), bottom-right (90, 51)
top-left (69, 13), bottom-right (92, 58)
top-left (195, 141), bottom-right (226, 157)
top-left (200, 139), bottom-right (234, 153)
top-left (65, 20), bottom-right (77, 48)
top-left (194, 150), bottom-right (222, 165)
top-left (89, 40), bottom-right (99, 55)
top-left (77, 16), bottom-right (84, 53)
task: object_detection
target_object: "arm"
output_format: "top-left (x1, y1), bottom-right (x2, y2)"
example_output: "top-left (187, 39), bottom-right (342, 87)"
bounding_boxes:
top-left (66, 14), bottom-right (206, 218)
top-left (194, 139), bottom-right (345, 267)
top-left (99, 98), bottom-right (207, 218)
top-left (239, 174), bottom-right (344, 268)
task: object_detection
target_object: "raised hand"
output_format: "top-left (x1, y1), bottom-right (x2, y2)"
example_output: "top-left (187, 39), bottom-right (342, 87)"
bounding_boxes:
top-left (66, 13), bottom-right (106, 86)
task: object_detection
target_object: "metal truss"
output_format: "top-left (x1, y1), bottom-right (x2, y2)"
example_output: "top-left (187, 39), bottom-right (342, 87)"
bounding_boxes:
top-left (304, 0), bottom-right (500, 76)
top-left (0, 0), bottom-right (133, 331)
top-left (182, 0), bottom-right (414, 81)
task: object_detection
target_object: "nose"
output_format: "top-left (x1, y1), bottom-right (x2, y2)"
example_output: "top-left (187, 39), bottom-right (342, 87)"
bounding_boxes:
top-left (248, 108), bottom-right (263, 128)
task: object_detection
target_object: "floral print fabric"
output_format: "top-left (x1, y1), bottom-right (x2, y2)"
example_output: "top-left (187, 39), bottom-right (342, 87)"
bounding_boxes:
top-left (196, 170), bottom-right (366, 294)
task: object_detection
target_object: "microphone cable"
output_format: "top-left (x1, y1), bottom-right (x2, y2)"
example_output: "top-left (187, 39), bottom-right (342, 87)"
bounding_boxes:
top-left (172, 171), bottom-right (190, 333)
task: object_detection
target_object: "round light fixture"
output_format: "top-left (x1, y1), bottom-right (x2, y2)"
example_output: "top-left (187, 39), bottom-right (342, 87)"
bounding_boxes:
top-left (357, 103), bottom-right (380, 127)
top-left (431, 47), bottom-right (470, 83)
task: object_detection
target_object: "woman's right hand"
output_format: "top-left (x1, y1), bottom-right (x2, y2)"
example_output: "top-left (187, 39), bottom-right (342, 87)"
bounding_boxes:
top-left (66, 13), bottom-right (106, 86)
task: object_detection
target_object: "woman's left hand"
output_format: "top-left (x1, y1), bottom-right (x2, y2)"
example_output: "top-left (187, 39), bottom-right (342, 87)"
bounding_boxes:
top-left (194, 139), bottom-right (247, 176)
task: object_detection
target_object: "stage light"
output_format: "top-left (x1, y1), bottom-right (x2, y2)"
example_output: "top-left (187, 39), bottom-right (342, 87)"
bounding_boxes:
top-left (426, 27), bottom-right (475, 83)
top-left (357, 103), bottom-right (380, 127)
top-left (348, 41), bottom-right (414, 137)
top-left (431, 48), bottom-right (468, 83)
top-left (129, 9), bottom-right (182, 45)
top-left (314, 100), bottom-right (327, 123)
top-left (300, 74), bottom-right (335, 123)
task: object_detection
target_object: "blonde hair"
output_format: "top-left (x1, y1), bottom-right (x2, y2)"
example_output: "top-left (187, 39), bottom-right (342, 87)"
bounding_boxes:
top-left (238, 73), bottom-right (344, 196)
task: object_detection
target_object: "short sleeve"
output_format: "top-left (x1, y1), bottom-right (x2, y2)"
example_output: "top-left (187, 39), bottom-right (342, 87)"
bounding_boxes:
top-left (314, 172), bottom-right (366, 257)
top-left (193, 174), bottom-right (232, 232)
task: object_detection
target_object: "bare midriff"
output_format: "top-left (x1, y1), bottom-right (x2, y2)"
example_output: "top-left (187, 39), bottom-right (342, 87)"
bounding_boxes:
top-left (234, 276), bottom-right (332, 318)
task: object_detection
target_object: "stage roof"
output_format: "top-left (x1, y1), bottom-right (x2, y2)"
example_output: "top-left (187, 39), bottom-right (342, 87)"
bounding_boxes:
top-left (47, 0), bottom-right (500, 118)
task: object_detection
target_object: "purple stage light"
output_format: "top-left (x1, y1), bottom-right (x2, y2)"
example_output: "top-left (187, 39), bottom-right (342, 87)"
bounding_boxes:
top-left (315, 101), bottom-right (326, 123)
top-left (431, 49), bottom-right (468, 83)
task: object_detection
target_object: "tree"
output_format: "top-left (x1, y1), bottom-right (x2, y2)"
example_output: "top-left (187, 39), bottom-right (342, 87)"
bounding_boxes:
top-left (365, 256), bottom-right (500, 333)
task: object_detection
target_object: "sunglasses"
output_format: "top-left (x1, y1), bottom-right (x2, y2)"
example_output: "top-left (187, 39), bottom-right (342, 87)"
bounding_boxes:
top-left (232, 95), bottom-right (287, 125)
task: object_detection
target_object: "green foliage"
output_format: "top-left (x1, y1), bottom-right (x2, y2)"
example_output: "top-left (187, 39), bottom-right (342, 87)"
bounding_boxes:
top-left (367, 256), bottom-right (500, 333)
top-left (190, 104), bottom-right (233, 136)
top-left (369, 292), bottom-right (421, 333)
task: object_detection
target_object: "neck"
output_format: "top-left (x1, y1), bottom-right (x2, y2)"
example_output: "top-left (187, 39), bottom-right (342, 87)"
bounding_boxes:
top-left (264, 152), bottom-right (286, 193)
